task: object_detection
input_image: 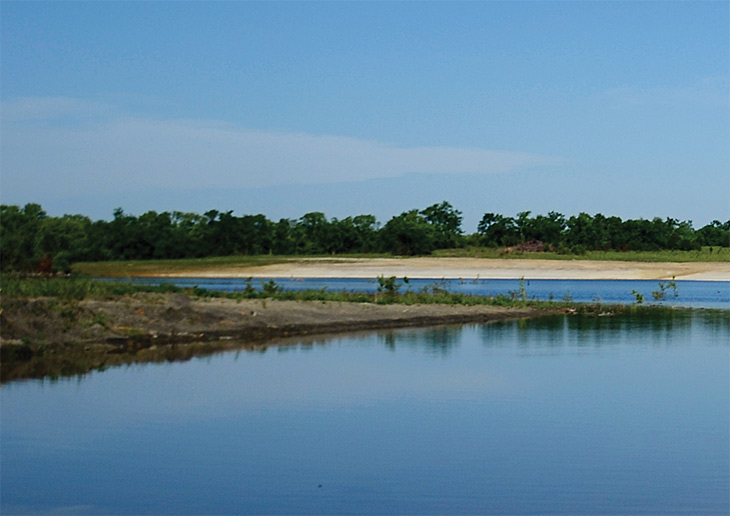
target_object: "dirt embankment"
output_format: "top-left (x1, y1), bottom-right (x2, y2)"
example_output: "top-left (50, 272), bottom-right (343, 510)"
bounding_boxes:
top-left (0, 293), bottom-right (556, 382)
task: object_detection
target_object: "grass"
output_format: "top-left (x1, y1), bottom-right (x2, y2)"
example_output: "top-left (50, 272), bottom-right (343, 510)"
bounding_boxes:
top-left (71, 255), bottom-right (293, 277)
top-left (1, 274), bottom-right (549, 309)
top-left (2, 274), bottom-right (713, 316)
top-left (1, 274), bottom-right (186, 301)
top-left (434, 246), bottom-right (730, 262)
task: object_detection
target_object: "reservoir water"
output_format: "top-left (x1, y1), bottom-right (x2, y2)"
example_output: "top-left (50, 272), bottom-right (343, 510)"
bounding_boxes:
top-left (106, 277), bottom-right (730, 309)
top-left (2, 310), bottom-right (728, 514)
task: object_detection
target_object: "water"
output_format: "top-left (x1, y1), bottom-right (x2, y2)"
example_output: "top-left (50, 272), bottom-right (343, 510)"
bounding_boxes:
top-left (2, 311), bottom-right (728, 514)
top-left (105, 277), bottom-right (730, 309)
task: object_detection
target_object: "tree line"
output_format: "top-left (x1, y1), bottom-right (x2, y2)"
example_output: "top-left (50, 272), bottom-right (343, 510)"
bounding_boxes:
top-left (1, 202), bottom-right (728, 273)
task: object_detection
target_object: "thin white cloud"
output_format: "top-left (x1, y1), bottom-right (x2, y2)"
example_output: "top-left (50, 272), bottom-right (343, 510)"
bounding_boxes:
top-left (1, 96), bottom-right (117, 122)
top-left (603, 76), bottom-right (729, 108)
top-left (1, 97), bottom-right (564, 200)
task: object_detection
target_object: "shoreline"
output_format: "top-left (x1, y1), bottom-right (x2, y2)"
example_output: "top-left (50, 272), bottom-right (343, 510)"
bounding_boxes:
top-left (0, 294), bottom-right (558, 382)
top-left (149, 257), bottom-right (730, 282)
top-left (1, 295), bottom-right (557, 349)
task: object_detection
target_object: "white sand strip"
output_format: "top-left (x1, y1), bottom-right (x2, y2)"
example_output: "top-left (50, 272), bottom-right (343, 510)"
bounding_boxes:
top-left (160, 257), bottom-right (730, 282)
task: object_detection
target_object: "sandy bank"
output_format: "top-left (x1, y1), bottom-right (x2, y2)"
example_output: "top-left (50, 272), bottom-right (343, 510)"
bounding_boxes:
top-left (1, 294), bottom-right (550, 349)
top-left (156, 257), bottom-right (730, 282)
top-left (0, 294), bottom-right (555, 382)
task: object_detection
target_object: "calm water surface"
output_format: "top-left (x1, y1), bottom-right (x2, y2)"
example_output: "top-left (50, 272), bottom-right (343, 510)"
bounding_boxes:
top-left (2, 312), bottom-right (728, 514)
top-left (110, 277), bottom-right (730, 309)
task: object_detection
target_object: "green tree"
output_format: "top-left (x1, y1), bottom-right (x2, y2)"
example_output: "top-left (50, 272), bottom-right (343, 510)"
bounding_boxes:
top-left (37, 215), bottom-right (92, 272)
top-left (565, 212), bottom-right (596, 249)
top-left (352, 214), bottom-right (379, 252)
top-left (238, 214), bottom-right (273, 255)
top-left (529, 212), bottom-right (566, 246)
top-left (604, 215), bottom-right (625, 250)
top-left (477, 213), bottom-right (518, 247)
top-left (199, 210), bottom-right (241, 256)
top-left (0, 203), bottom-right (47, 271)
top-left (272, 218), bottom-right (296, 254)
top-left (380, 210), bottom-right (435, 255)
top-left (328, 216), bottom-right (378, 254)
top-left (515, 211), bottom-right (532, 243)
top-left (420, 201), bottom-right (464, 249)
top-left (171, 211), bottom-right (207, 258)
top-left (667, 219), bottom-right (700, 251)
top-left (297, 212), bottom-right (331, 254)
top-left (697, 220), bottom-right (730, 247)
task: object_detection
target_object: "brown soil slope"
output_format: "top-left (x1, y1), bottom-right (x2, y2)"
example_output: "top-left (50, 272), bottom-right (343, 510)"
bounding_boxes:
top-left (2, 293), bottom-right (548, 348)
top-left (1, 293), bottom-right (556, 382)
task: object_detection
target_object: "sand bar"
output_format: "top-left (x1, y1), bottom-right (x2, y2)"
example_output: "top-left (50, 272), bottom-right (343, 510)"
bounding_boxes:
top-left (157, 257), bottom-right (730, 282)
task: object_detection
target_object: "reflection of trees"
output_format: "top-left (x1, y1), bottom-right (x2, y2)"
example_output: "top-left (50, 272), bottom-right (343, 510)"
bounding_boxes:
top-left (377, 325), bottom-right (464, 355)
top-left (423, 326), bottom-right (464, 354)
top-left (702, 310), bottom-right (730, 341)
top-left (7, 310), bottom-right (725, 383)
top-left (479, 311), bottom-right (729, 352)
top-left (480, 315), bottom-right (566, 349)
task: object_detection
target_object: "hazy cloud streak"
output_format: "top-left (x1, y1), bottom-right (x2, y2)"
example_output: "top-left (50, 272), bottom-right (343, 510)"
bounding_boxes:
top-left (1, 97), bottom-right (563, 200)
top-left (602, 76), bottom-right (730, 108)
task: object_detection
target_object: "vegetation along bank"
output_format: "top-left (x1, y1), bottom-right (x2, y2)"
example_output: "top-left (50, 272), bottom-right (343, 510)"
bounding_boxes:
top-left (2, 201), bottom-right (728, 274)
top-left (3, 275), bottom-right (720, 383)
top-left (1, 275), bottom-right (571, 382)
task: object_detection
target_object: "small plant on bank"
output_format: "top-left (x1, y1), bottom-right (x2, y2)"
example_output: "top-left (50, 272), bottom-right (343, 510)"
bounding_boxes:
top-left (652, 277), bottom-right (679, 301)
top-left (509, 277), bottom-right (528, 304)
top-left (377, 275), bottom-right (407, 295)
top-left (244, 277), bottom-right (257, 296)
top-left (423, 279), bottom-right (450, 296)
top-left (262, 279), bottom-right (282, 295)
top-left (631, 290), bottom-right (644, 305)
top-left (91, 313), bottom-right (107, 327)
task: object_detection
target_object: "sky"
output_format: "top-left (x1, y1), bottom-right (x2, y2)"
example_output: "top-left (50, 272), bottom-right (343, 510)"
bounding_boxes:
top-left (1, 1), bottom-right (728, 232)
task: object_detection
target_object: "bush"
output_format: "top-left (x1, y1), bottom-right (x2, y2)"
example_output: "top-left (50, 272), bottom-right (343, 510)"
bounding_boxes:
top-left (377, 275), bottom-right (408, 295)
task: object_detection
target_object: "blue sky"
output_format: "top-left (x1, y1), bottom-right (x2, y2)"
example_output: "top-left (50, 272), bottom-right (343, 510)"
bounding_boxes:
top-left (1, 1), bottom-right (728, 231)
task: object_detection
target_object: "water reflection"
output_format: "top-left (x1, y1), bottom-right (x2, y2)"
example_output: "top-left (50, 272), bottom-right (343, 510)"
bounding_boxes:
top-left (378, 325), bottom-right (465, 356)
top-left (280, 310), bottom-right (729, 360)
top-left (480, 310), bottom-right (729, 352)
top-left (4, 310), bottom-right (729, 384)
top-left (110, 277), bottom-right (730, 309)
top-left (2, 311), bottom-right (728, 515)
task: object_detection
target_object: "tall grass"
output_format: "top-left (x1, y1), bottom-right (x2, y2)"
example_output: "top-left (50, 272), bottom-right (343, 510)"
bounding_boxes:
top-left (1, 275), bottom-right (184, 301)
top-left (71, 255), bottom-right (294, 277)
top-left (1, 274), bottom-right (550, 309)
top-left (434, 246), bottom-right (730, 262)
top-left (3, 275), bottom-right (716, 317)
